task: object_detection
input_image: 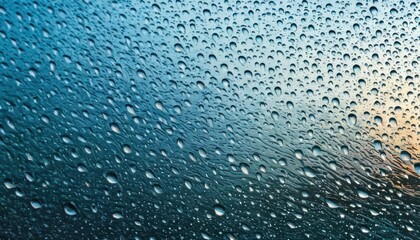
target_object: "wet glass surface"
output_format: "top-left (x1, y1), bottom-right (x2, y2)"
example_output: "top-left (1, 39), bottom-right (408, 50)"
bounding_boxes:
top-left (0, 0), bottom-right (419, 239)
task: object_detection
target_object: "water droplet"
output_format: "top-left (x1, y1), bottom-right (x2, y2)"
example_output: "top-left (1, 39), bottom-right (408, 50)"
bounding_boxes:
top-left (240, 163), bottom-right (250, 175)
top-left (341, 145), bottom-right (349, 155)
top-left (184, 179), bottom-right (192, 189)
top-left (357, 189), bottom-right (369, 199)
top-left (312, 146), bottom-right (321, 156)
top-left (155, 101), bottom-right (164, 111)
top-left (303, 167), bottom-right (316, 178)
top-left (153, 184), bottom-right (163, 194)
top-left (30, 200), bottom-right (42, 209)
top-left (145, 170), bottom-right (155, 179)
top-left (77, 163), bottom-right (88, 173)
top-left (122, 144), bottom-right (132, 154)
top-left (198, 148), bottom-right (207, 158)
top-left (414, 163), bottom-right (420, 175)
top-left (361, 226), bottom-right (370, 233)
top-left (352, 64), bottom-right (361, 73)
top-left (126, 104), bottom-right (136, 115)
top-left (295, 150), bottom-right (303, 160)
top-left (176, 138), bottom-right (184, 149)
top-left (400, 151), bottom-right (411, 161)
top-left (4, 179), bottom-right (15, 189)
top-left (369, 6), bottom-right (378, 15)
top-left (137, 70), bottom-right (146, 78)
top-left (214, 204), bottom-right (225, 216)
top-left (326, 199), bottom-right (339, 208)
top-left (63, 202), bottom-right (78, 216)
top-left (271, 111), bottom-right (279, 120)
top-left (348, 114), bottom-right (357, 126)
top-left (286, 101), bottom-right (294, 110)
top-left (373, 140), bottom-right (382, 151)
top-left (112, 212), bottom-right (123, 219)
top-left (110, 122), bottom-right (120, 133)
top-left (255, 35), bottom-right (263, 43)
top-left (106, 172), bottom-right (118, 184)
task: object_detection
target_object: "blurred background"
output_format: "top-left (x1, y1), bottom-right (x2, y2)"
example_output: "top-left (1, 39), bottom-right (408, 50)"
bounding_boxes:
top-left (0, 0), bottom-right (419, 239)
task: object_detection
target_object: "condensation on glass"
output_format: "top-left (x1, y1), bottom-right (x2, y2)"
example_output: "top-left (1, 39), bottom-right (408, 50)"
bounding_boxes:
top-left (0, 0), bottom-right (419, 239)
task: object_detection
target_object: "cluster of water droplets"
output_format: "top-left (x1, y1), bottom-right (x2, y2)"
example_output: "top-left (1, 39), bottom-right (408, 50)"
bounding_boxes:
top-left (0, 0), bottom-right (419, 239)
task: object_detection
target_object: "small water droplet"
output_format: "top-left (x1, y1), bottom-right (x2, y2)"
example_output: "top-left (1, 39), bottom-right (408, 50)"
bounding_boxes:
top-left (414, 163), bottom-right (420, 175)
top-left (400, 151), bottom-right (411, 161)
top-left (77, 163), bottom-right (88, 173)
top-left (286, 101), bottom-right (294, 110)
top-left (112, 212), bottom-right (123, 219)
top-left (110, 122), bottom-right (120, 133)
top-left (106, 172), bottom-right (118, 184)
top-left (30, 200), bottom-right (42, 209)
top-left (312, 146), bottom-right (321, 156)
top-left (145, 170), bottom-right (155, 179)
top-left (176, 138), bottom-right (184, 149)
top-left (63, 202), bottom-right (78, 216)
top-left (240, 163), bottom-right (250, 175)
top-left (137, 69), bottom-right (146, 78)
top-left (184, 179), bottom-right (192, 189)
top-left (155, 101), bottom-right (164, 111)
top-left (4, 179), bottom-right (15, 189)
top-left (153, 184), bottom-right (163, 194)
top-left (122, 144), bottom-right (132, 154)
top-left (295, 150), bottom-right (303, 160)
top-left (303, 167), bottom-right (316, 178)
top-left (214, 204), bottom-right (225, 216)
top-left (348, 114), bottom-right (357, 126)
top-left (369, 6), bottom-right (378, 15)
top-left (326, 199), bottom-right (339, 208)
top-left (357, 189), bottom-right (369, 199)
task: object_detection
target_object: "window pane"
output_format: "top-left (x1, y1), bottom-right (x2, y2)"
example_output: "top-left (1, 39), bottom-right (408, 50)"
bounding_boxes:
top-left (0, 1), bottom-right (419, 239)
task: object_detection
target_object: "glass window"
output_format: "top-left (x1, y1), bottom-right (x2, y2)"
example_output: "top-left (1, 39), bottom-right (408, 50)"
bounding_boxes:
top-left (1, 0), bottom-right (419, 239)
